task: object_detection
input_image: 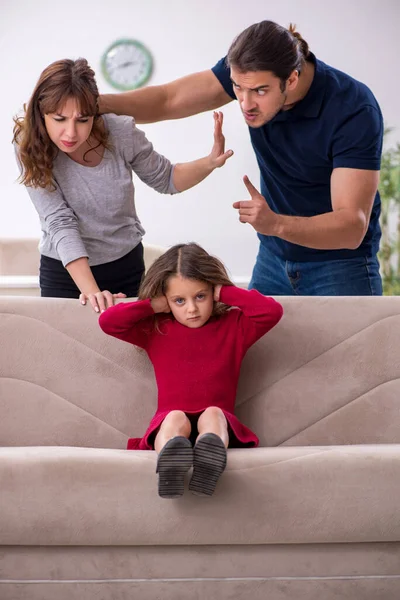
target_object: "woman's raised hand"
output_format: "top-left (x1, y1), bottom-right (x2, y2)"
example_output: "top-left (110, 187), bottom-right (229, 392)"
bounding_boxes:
top-left (208, 111), bottom-right (234, 169)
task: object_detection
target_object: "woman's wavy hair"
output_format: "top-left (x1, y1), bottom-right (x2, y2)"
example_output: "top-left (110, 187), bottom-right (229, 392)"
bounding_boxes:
top-left (227, 21), bottom-right (311, 91)
top-left (13, 58), bottom-right (110, 190)
top-left (139, 243), bottom-right (234, 325)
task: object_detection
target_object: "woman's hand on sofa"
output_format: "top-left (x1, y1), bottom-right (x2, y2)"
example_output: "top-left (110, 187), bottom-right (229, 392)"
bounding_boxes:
top-left (80, 291), bottom-right (127, 313)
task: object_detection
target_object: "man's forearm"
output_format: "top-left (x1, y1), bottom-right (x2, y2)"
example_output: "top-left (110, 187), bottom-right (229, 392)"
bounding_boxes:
top-left (272, 209), bottom-right (367, 250)
top-left (99, 87), bottom-right (169, 123)
top-left (99, 71), bottom-right (232, 124)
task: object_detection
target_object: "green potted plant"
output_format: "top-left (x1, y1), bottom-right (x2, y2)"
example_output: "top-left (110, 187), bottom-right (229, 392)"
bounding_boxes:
top-left (379, 129), bottom-right (400, 295)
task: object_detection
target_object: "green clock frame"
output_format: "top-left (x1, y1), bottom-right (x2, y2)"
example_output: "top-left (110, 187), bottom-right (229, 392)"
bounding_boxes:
top-left (101, 38), bottom-right (153, 91)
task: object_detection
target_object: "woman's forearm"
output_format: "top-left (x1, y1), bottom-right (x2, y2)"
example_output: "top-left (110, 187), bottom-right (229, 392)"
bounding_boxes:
top-left (172, 157), bottom-right (215, 192)
top-left (65, 257), bottom-right (100, 295)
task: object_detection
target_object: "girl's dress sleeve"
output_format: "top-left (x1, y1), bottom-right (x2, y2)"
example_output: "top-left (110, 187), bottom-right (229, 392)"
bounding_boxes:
top-left (219, 286), bottom-right (283, 349)
top-left (98, 299), bottom-right (155, 349)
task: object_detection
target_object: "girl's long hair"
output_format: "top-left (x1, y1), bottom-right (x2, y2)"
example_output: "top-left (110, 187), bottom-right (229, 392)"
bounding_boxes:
top-left (139, 243), bottom-right (234, 323)
top-left (13, 58), bottom-right (111, 190)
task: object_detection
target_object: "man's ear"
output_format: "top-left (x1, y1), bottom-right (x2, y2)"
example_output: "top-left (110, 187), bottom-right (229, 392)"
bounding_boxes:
top-left (286, 69), bottom-right (299, 91)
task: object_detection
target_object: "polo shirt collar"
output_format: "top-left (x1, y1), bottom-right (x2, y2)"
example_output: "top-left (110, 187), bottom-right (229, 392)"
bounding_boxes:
top-left (271, 53), bottom-right (326, 122)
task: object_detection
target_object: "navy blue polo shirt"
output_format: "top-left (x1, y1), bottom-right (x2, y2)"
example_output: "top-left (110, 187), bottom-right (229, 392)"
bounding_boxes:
top-left (212, 54), bottom-right (383, 261)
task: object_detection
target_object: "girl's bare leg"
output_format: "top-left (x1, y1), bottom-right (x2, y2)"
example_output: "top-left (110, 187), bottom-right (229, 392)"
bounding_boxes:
top-left (196, 406), bottom-right (229, 447)
top-left (154, 410), bottom-right (191, 454)
top-left (154, 411), bottom-right (193, 499)
top-left (190, 406), bottom-right (228, 497)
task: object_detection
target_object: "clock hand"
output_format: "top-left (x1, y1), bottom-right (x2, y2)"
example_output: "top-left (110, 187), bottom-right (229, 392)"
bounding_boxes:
top-left (118, 61), bottom-right (137, 69)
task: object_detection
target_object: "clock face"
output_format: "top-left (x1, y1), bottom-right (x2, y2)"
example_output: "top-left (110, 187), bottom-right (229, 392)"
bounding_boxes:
top-left (101, 39), bottom-right (153, 91)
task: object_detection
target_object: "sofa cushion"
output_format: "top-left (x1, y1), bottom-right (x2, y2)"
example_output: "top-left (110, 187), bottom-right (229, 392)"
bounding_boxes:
top-left (1, 444), bottom-right (399, 546)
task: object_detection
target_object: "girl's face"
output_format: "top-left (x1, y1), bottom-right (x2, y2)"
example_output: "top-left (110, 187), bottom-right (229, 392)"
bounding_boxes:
top-left (165, 275), bottom-right (214, 329)
top-left (44, 96), bottom-right (94, 156)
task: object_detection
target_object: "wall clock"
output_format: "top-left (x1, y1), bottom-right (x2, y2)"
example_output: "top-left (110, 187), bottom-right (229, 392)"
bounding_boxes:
top-left (101, 39), bottom-right (153, 91)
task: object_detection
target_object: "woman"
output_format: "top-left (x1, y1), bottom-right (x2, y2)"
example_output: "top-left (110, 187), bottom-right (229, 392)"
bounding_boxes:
top-left (13, 58), bottom-right (233, 312)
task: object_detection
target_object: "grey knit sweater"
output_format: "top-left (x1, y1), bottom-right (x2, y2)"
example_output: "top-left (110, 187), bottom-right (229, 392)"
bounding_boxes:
top-left (23, 114), bottom-right (177, 267)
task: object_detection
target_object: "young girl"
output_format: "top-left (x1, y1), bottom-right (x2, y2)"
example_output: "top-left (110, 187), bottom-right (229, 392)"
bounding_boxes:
top-left (99, 243), bottom-right (283, 499)
top-left (13, 59), bottom-right (232, 313)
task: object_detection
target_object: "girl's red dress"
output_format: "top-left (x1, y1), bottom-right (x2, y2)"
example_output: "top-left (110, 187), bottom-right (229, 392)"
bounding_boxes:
top-left (99, 286), bottom-right (283, 449)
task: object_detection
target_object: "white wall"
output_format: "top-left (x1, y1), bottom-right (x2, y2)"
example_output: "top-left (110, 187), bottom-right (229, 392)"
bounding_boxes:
top-left (1, 0), bottom-right (399, 282)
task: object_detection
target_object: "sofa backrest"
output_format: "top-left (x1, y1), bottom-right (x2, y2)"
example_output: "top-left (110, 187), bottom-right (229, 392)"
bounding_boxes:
top-left (0, 239), bottom-right (40, 276)
top-left (1, 296), bottom-right (399, 448)
top-left (0, 239), bottom-right (166, 277)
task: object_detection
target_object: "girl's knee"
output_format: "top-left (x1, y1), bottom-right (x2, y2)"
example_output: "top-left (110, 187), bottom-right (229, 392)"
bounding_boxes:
top-left (199, 406), bottom-right (226, 424)
top-left (163, 410), bottom-right (189, 427)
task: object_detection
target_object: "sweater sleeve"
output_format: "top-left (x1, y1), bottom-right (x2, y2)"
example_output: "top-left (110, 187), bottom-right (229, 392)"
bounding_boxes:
top-left (98, 299), bottom-right (155, 349)
top-left (219, 286), bottom-right (283, 348)
top-left (14, 142), bottom-right (88, 267)
top-left (25, 182), bottom-right (89, 267)
top-left (126, 119), bottom-right (178, 195)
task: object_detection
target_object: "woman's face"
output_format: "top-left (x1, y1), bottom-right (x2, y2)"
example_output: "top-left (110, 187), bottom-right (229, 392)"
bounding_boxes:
top-left (44, 96), bottom-right (94, 155)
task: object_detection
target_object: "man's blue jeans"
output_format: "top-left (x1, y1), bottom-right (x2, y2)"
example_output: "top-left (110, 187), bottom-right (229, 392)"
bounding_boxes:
top-left (249, 244), bottom-right (383, 296)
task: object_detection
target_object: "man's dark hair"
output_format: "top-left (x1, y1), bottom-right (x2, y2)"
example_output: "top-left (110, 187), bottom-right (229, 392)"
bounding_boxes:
top-left (227, 21), bottom-right (310, 91)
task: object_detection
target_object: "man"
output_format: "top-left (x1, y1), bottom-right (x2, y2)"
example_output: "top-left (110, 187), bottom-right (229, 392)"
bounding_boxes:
top-left (100, 20), bottom-right (383, 296)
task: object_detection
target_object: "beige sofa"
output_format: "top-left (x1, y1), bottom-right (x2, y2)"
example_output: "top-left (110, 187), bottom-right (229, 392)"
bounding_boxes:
top-left (0, 239), bottom-right (166, 296)
top-left (1, 295), bottom-right (400, 600)
top-left (0, 238), bottom-right (40, 276)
